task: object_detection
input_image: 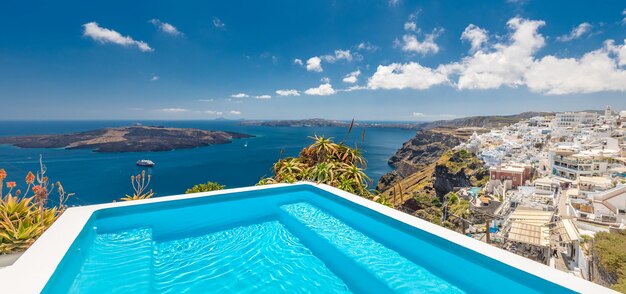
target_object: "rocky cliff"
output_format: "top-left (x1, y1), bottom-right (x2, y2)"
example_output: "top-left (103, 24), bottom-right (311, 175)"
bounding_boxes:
top-left (376, 130), bottom-right (462, 191)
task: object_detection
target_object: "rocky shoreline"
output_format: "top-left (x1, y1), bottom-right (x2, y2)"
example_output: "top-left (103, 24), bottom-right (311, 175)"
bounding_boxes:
top-left (0, 126), bottom-right (253, 153)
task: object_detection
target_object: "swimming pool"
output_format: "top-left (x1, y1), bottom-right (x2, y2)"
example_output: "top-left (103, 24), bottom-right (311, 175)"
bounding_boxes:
top-left (0, 183), bottom-right (611, 293)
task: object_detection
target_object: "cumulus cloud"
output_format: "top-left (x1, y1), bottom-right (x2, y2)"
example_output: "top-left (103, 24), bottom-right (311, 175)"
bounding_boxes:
top-left (343, 70), bottom-right (361, 83)
top-left (82, 22), bottom-right (153, 52)
top-left (399, 28), bottom-right (443, 55)
top-left (229, 110), bottom-right (242, 115)
top-left (556, 22), bottom-right (592, 42)
top-left (160, 108), bottom-right (188, 113)
top-left (525, 41), bottom-right (626, 94)
top-left (356, 42), bottom-right (378, 51)
top-left (306, 57), bottom-right (323, 72)
top-left (231, 93), bottom-right (249, 98)
top-left (213, 17), bottom-right (225, 29)
top-left (321, 50), bottom-right (353, 63)
top-left (367, 17), bottom-right (626, 95)
top-left (148, 19), bottom-right (182, 36)
top-left (404, 22), bottom-right (418, 32)
top-left (453, 17), bottom-right (546, 90)
top-left (304, 83), bottom-right (336, 96)
top-left (275, 89), bottom-right (301, 96)
top-left (254, 95), bottom-right (272, 99)
top-left (367, 62), bottom-right (449, 90)
top-left (461, 24), bottom-right (488, 53)
top-left (294, 58), bottom-right (303, 66)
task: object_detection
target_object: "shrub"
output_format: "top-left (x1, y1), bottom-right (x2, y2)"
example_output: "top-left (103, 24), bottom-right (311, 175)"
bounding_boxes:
top-left (185, 182), bottom-right (225, 194)
top-left (258, 135), bottom-right (373, 198)
top-left (593, 231), bottom-right (626, 292)
top-left (0, 157), bottom-right (72, 254)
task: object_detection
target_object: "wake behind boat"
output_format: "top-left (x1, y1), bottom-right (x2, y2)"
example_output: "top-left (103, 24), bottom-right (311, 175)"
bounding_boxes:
top-left (136, 159), bottom-right (155, 167)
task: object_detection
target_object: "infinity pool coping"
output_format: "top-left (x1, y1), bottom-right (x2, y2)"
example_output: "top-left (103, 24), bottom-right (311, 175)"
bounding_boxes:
top-left (0, 182), bottom-right (616, 293)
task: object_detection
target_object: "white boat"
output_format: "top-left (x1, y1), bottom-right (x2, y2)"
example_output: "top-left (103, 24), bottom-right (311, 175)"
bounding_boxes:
top-left (136, 159), bottom-right (155, 167)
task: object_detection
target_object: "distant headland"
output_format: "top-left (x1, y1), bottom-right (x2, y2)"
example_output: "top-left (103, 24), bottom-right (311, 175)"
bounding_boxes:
top-left (0, 126), bottom-right (253, 153)
top-left (239, 112), bottom-right (554, 130)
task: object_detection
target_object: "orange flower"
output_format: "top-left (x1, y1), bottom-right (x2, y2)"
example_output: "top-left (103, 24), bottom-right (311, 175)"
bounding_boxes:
top-left (0, 169), bottom-right (6, 181)
top-left (33, 185), bottom-right (41, 193)
top-left (6, 182), bottom-right (16, 189)
top-left (25, 171), bottom-right (35, 184)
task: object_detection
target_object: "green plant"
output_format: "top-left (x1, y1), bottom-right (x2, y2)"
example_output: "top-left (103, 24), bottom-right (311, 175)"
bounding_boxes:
top-left (120, 171), bottom-right (154, 201)
top-left (259, 135), bottom-right (372, 198)
top-left (185, 181), bottom-right (225, 194)
top-left (593, 231), bottom-right (626, 291)
top-left (0, 156), bottom-right (72, 254)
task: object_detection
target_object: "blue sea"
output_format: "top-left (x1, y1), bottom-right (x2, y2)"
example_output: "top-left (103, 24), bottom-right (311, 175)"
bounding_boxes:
top-left (0, 121), bottom-right (415, 205)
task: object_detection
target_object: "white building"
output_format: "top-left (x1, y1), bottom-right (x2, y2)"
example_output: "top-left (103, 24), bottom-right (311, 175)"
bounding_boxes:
top-left (554, 112), bottom-right (598, 128)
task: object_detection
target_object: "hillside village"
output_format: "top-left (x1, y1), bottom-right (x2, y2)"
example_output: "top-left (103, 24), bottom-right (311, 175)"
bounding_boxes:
top-left (382, 107), bottom-right (626, 288)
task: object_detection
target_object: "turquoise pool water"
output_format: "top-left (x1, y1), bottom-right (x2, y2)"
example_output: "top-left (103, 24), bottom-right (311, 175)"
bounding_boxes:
top-left (43, 185), bottom-right (575, 293)
top-left (468, 187), bottom-right (482, 196)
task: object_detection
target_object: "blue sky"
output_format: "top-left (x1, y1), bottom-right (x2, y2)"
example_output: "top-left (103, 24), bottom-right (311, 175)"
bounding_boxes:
top-left (0, 0), bottom-right (625, 121)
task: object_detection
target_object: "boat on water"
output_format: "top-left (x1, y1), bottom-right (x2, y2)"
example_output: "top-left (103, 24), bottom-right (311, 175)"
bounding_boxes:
top-left (136, 159), bottom-right (155, 167)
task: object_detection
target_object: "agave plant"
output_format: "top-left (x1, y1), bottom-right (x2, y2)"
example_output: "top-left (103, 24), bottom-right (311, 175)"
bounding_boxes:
top-left (0, 158), bottom-right (71, 254)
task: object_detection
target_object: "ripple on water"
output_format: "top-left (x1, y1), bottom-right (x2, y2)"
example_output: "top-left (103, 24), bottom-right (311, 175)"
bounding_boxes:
top-left (153, 221), bottom-right (351, 293)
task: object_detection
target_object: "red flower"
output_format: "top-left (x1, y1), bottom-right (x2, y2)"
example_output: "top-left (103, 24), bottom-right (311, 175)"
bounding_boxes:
top-left (6, 182), bottom-right (16, 189)
top-left (0, 169), bottom-right (6, 181)
top-left (33, 185), bottom-right (41, 193)
top-left (25, 171), bottom-right (35, 184)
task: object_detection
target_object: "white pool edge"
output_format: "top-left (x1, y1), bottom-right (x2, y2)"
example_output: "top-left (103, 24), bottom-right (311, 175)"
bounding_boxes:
top-left (0, 182), bottom-right (616, 293)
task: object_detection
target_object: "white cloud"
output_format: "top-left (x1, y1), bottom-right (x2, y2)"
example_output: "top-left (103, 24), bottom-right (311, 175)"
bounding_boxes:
top-left (229, 110), bottom-right (242, 115)
top-left (82, 22), bottom-right (153, 52)
top-left (254, 95), bottom-right (272, 99)
top-left (306, 57), bottom-right (323, 72)
top-left (461, 24), bottom-right (488, 53)
top-left (321, 50), bottom-right (353, 63)
top-left (160, 108), bottom-right (188, 113)
top-left (367, 62), bottom-right (449, 90)
top-left (453, 17), bottom-right (546, 90)
top-left (231, 93), bottom-right (249, 98)
top-left (525, 41), bottom-right (626, 94)
top-left (204, 110), bottom-right (223, 115)
top-left (399, 29), bottom-right (442, 55)
top-left (198, 99), bottom-right (215, 102)
top-left (412, 112), bottom-right (457, 119)
top-left (150, 75), bottom-right (159, 81)
top-left (213, 17), bottom-right (225, 28)
top-left (556, 22), bottom-right (592, 42)
top-left (275, 89), bottom-right (301, 96)
top-left (366, 17), bottom-right (626, 95)
top-left (320, 77), bottom-right (331, 83)
top-left (342, 70), bottom-right (361, 83)
top-left (304, 83), bottom-right (336, 96)
top-left (404, 22), bottom-right (418, 32)
top-left (389, 0), bottom-right (400, 7)
top-left (148, 19), bottom-right (182, 36)
top-left (356, 42), bottom-right (378, 51)
top-left (622, 9), bottom-right (626, 24)
top-left (294, 58), bottom-right (303, 66)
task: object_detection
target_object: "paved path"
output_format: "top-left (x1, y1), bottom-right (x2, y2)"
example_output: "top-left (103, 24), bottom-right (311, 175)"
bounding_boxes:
top-left (557, 188), bottom-right (571, 219)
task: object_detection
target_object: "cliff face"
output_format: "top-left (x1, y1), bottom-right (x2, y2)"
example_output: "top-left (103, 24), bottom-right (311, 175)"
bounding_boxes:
top-left (432, 150), bottom-right (488, 198)
top-left (377, 130), bottom-right (461, 191)
top-left (379, 149), bottom-right (487, 207)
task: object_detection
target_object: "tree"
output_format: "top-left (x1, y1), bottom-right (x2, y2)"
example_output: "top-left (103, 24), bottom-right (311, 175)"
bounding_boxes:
top-left (185, 182), bottom-right (225, 194)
